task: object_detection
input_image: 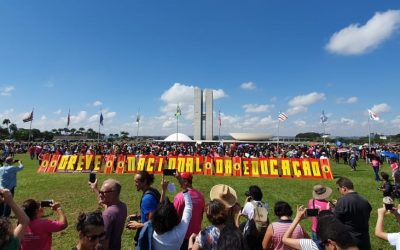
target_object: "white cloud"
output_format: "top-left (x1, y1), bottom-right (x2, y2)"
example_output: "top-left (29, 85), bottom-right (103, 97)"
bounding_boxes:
top-left (54, 109), bottom-right (62, 115)
top-left (212, 89), bottom-right (228, 99)
top-left (294, 120), bottom-right (307, 127)
top-left (243, 104), bottom-right (274, 113)
top-left (71, 111), bottom-right (87, 123)
top-left (240, 82), bottom-right (256, 90)
top-left (371, 103), bottom-right (390, 114)
top-left (326, 10), bottom-right (400, 55)
top-left (340, 117), bottom-right (356, 126)
top-left (336, 96), bottom-right (358, 104)
top-left (288, 92), bottom-right (326, 107)
top-left (0, 86), bottom-right (15, 96)
top-left (287, 106), bottom-right (308, 115)
top-left (93, 101), bottom-right (103, 107)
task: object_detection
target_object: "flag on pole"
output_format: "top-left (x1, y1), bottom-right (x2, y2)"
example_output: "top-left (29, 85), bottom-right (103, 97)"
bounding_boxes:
top-left (368, 109), bottom-right (379, 121)
top-left (67, 109), bottom-right (71, 126)
top-left (136, 112), bottom-right (140, 124)
top-left (320, 110), bottom-right (328, 123)
top-left (23, 110), bottom-right (34, 123)
top-left (278, 112), bottom-right (288, 122)
top-left (100, 113), bottom-right (104, 126)
top-left (218, 110), bottom-right (222, 128)
top-left (175, 104), bottom-right (182, 117)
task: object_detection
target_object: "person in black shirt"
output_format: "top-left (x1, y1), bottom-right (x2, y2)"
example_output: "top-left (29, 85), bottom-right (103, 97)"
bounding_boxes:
top-left (334, 177), bottom-right (372, 250)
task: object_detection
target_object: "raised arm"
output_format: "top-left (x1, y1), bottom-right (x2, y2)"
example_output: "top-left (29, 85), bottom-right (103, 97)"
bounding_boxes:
top-left (282, 205), bottom-right (307, 250)
top-left (51, 202), bottom-right (68, 230)
top-left (375, 206), bottom-right (388, 241)
top-left (0, 188), bottom-right (29, 240)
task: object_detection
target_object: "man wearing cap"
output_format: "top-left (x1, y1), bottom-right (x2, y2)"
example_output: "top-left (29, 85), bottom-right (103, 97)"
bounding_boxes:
top-left (173, 172), bottom-right (205, 250)
top-left (0, 156), bottom-right (24, 217)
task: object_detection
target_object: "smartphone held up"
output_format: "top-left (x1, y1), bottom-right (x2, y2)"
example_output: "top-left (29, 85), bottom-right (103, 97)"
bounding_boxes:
top-left (89, 172), bottom-right (96, 183)
top-left (40, 200), bottom-right (54, 207)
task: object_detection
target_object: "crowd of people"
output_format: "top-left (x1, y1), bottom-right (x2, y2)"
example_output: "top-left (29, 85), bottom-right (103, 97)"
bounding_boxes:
top-left (1, 141), bottom-right (400, 249)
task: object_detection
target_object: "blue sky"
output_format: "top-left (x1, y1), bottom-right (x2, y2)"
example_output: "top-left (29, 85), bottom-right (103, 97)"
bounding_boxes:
top-left (0, 0), bottom-right (400, 137)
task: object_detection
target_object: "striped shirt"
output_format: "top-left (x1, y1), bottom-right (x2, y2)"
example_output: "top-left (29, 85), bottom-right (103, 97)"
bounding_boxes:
top-left (270, 220), bottom-right (306, 250)
top-left (299, 239), bottom-right (319, 250)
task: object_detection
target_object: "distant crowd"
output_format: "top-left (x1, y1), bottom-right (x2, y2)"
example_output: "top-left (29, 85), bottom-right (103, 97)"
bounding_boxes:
top-left (2, 147), bottom-right (400, 249)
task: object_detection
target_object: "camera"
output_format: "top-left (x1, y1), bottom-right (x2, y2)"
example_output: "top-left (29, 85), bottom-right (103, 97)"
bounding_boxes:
top-left (13, 159), bottom-right (19, 163)
top-left (306, 208), bottom-right (319, 217)
top-left (163, 169), bottom-right (177, 176)
top-left (40, 200), bottom-right (54, 207)
top-left (128, 215), bottom-right (141, 221)
top-left (89, 173), bottom-right (96, 183)
top-left (385, 203), bottom-right (394, 210)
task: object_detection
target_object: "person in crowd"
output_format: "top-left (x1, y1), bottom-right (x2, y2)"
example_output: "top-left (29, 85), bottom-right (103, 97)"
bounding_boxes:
top-left (189, 199), bottom-right (227, 250)
top-left (282, 206), bottom-right (357, 250)
top-left (72, 211), bottom-right (105, 250)
top-left (173, 172), bottom-right (205, 250)
top-left (20, 199), bottom-right (68, 250)
top-left (308, 184), bottom-right (332, 249)
top-left (237, 185), bottom-right (268, 250)
top-left (127, 170), bottom-right (160, 245)
top-left (374, 203), bottom-right (400, 248)
top-left (390, 158), bottom-right (399, 177)
top-left (370, 153), bottom-right (382, 181)
top-left (151, 178), bottom-right (192, 250)
top-left (209, 184), bottom-right (241, 226)
top-left (89, 178), bottom-right (127, 250)
top-left (334, 177), bottom-right (372, 250)
top-left (379, 172), bottom-right (393, 197)
top-left (0, 188), bottom-right (29, 249)
top-left (349, 152), bottom-right (357, 171)
top-left (0, 157), bottom-right (23, 217)
top-left (216, 224), bottom-right (249, 250)
top-left (262, 201), bottom-right (309, 250)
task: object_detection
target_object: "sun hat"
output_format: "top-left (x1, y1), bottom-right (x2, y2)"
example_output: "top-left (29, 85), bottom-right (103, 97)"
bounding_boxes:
top-left (210, 184), bottom-right (237, 208)
top-left (312, 185), bottom-right (332, 200)
top-left (383, 196), bottom-right (394, 205)
top-left (5, 156), bottom-right (13, 164)
top-left (180, 172), bottom-right (193, 180)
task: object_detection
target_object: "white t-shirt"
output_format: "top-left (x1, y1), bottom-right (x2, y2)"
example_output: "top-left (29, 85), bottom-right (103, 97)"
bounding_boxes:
top-left (299, 239), bottom-right (319, 250)
top-left (387, 232), bottom-right (400, 249)
top-left (242, 200), bottom-right (268, 220)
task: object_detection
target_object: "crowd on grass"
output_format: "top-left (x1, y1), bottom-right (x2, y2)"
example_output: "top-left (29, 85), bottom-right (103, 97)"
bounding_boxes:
top-left (2, 142), bottom-right (400, 249)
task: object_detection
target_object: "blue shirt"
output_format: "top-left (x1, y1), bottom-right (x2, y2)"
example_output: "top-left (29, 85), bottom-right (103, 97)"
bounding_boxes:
top-left (141, 193), bottom-right (158, 223)
top-left (0, 164), bottom-right (24, 189)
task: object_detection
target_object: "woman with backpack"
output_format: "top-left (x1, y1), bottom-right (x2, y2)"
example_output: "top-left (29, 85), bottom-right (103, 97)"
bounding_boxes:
top-left (237, 185), bottom-right (268, 250)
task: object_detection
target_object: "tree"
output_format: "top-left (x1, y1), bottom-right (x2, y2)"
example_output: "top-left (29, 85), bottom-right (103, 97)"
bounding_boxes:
top-left (9, 123), bottom-right (18, 135)
top-left (70, 128), bottom-right (76, 134)
top-left (120, 131), bottom-right (129, 139)
top-left (2, 119), bottom-right (10, 136)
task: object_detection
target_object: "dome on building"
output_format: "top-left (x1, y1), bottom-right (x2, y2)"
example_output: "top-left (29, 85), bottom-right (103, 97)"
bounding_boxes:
top-left (164, 133), bottom-right (193, 142)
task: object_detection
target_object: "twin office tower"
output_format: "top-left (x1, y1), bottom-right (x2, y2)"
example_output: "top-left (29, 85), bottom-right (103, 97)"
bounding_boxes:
top-left (193, 88), bottom-right (214, 141)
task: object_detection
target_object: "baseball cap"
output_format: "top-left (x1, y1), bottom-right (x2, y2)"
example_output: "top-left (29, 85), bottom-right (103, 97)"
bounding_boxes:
top-left (180, 172), bottom-right (193, 180)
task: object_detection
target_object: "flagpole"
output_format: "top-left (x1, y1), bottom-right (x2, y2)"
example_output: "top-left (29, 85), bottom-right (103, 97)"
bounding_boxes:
top-left (136, 108), bottom-right (140, 141)
top-left (277, 120), bottom-right (280, 148)
top-left (176, 114), bottom-right (179, 144)
top-left (218, 109), bottom-right (221, 143)
top-left (323, 122), bottom-right (326, 147)
top-left (368, 116), bottom-right (371, 152)
top-left (28, 118), bottom-right (33, 143)
top-left (98, 110), bottom-right (101, 143)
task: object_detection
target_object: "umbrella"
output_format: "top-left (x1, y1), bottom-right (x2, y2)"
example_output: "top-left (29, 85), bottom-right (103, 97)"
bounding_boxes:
top-left (382, 151), bottom-right (399, 159)
top-left (337, 148), bottom-right (350, 153)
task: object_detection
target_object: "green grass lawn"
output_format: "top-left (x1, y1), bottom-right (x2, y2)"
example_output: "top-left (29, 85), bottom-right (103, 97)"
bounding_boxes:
top-left (9, 153), bottom-right (398, 249)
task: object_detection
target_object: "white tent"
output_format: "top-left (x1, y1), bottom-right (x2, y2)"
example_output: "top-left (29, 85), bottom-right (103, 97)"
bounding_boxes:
top-left (164, 133), bottom-right (193, 142)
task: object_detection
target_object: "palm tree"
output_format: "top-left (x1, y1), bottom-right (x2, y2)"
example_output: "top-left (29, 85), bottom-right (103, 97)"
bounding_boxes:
top-left (2, 119), bottom-right (11, 136)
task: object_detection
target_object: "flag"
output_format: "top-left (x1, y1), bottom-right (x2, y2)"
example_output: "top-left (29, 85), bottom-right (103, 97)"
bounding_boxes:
top-left (218, 110), bottom-right (222, 128)
top-left (136, 112), bottom-right (140, 124)
top-left (175, 104), bottom-right (182, 117)
top-left (23, 110), bottom-right (34, 123)
top-left (368, 109), bottom-right (379, 121)
top-left (320, 110), bottom-right (328, 123)
top-left (67, 109), bottom-right (70, 126)
top-left (100, 113), bottom-right (104, 126)
top-left (278, 112), bottom-right (288, 122)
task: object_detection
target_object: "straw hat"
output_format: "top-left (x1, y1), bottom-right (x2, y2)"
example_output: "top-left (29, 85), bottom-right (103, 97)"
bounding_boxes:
top-left (312, 185), bottom-right (332, 200)
top-left (210, 184), bottom-right (237, 208)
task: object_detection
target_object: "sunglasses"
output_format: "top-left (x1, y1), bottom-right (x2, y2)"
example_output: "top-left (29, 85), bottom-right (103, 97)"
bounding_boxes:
top-left (99, 190), bottom-right (114, 195)
top-left (84, 232), bottom-right (105, 241)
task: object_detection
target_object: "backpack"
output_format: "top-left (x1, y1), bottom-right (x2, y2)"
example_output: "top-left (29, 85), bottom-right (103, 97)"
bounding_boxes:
top-left (250, 201), bottom-right (269, 233)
